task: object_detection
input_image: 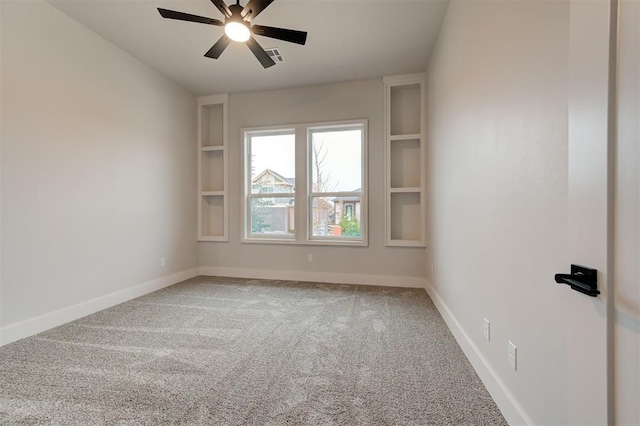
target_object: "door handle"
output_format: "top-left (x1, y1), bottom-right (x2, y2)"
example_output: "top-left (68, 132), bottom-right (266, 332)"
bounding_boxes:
top-left (555, 264), bottom-right (600, 297)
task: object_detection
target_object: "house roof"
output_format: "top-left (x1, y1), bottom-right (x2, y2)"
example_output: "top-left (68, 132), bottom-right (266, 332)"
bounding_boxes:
top-left (252, 169), bottom-right (295, 186)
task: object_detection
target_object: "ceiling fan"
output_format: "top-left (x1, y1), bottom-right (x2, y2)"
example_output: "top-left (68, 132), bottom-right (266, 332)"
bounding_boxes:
top-left (157, 0), bottom-right (307, 69)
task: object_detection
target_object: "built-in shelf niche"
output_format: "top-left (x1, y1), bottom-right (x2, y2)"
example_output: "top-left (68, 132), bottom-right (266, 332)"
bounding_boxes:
top-left (201, 195), bottom-right (225, 240)
top-left (384, 74), bottom-right (425, 247)
top-left (390, 192), bottom-right (422, 242)
top-left (201, 104), bottom-right (224, 147)
top-left (390, 84), bottom-right (421, 136)
top-left (390, 138), bottom-right (421, 189)
top-left (198, 94), bottom-right (228, 241)
top-left (201, 150), bottom-right (224, 192)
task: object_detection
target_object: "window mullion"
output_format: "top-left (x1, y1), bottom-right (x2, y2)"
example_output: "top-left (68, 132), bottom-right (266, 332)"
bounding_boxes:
top-left (295, 126), bottom-right (308, 242)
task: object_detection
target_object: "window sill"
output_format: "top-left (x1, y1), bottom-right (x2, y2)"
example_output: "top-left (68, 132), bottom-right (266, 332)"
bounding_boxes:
top-left (241, 238), bottom-right (368, 247)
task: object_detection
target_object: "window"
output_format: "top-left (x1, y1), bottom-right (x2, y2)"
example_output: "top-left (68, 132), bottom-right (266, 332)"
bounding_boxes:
top-left (243, 120), bottom-right (367, 245)
top-left (246, 129), bottom-right (296, 239)
top-left (308, 125), bottom-right (363, 240)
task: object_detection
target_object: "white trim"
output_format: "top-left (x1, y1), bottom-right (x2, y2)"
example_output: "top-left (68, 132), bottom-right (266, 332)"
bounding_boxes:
top-left (0, 268), bottom-right (199, 347)
top-left (424, 280), bottom-right (533, 426)
top-left (383, 72), bottom-right (427, 86)
top-left (199, 266), bottom-right (426, 289)
top-left (197, 94), bottom-right (228, 107)
top-left (238, 238), bottom-right (367, 247)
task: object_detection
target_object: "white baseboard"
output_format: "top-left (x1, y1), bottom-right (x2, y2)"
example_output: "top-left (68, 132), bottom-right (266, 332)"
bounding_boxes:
top-left (0, 268), bottom-right (199, 347)
top-left (199, 266), bottom-right (427, 289)
top-left (424, 281), bottom-right (532, 426)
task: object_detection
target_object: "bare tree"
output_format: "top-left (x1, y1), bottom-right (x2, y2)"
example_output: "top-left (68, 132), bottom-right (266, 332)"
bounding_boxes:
top-left (311, 139), bottom-right (340, 230)
top-left (312, 139), bottom-right (338, 193)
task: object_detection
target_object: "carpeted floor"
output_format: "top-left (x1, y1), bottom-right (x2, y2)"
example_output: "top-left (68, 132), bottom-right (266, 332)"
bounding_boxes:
top-left (0, 276), bottom-right (507, 425)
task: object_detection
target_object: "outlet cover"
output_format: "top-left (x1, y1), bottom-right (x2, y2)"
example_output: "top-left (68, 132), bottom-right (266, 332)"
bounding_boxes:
top-left (508, 341), bottom-right (517, 370)
top-left (483, 318), bottom-right (490, 341)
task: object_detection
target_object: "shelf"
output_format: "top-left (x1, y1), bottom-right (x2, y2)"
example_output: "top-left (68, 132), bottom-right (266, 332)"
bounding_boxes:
top-left (387, 239), bottom-right (425, 247)
top-left (389, 134), bottom-right (422, 141)
top-left (198, 94), bottom-right (228, 242)
top-left (201, 146), bottom-right (224, 152)
top-left (389, 187), bottom-right (421, 193)
top-left (384, 74), bottom-right (425, 247)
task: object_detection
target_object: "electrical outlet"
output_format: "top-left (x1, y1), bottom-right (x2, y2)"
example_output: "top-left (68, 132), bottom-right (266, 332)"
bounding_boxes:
top-left (483, 318), bottom-right (490, 341)
top-left (508, 341), bottom-right (517, 370)
top-left (307, 254), bottom-right (313, 263)
top-left (160, 257), bottom-right (166, 267)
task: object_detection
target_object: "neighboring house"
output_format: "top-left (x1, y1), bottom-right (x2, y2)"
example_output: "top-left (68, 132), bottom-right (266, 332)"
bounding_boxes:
top-left (252, 169), bottom-right (295, 199)
top-left (332, 190), bottom-right (361, 224)
top-left (251, 169), bottom-right (295, 234)
top-left (328, 191), bottom-right (361, 237)
top-left (250, 170), bottom-right (361, 237)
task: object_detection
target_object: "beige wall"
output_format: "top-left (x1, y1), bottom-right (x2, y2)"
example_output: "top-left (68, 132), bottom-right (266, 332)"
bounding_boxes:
top-left (615, 1), bottom-right (640, 423)
top-left (199, 79), bottom-right (426, 282)
top-left (1, 1), bottom-right (198, 329)
top-left (425, 1), bottom-right (570, 423)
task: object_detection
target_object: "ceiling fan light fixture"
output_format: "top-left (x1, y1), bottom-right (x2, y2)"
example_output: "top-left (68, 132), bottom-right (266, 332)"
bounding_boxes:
top-left (225, 21), bottom-right (250, 42)
top-left (158, 0), bottom-right (307, 68)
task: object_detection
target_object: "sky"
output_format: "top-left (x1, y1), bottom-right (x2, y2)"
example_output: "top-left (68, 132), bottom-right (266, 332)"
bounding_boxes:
top-left (250, 129), bottom-right (362, 192)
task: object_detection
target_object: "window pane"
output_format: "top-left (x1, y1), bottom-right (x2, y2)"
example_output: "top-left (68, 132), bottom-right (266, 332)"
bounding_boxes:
top-left (250, 132), bottom-right (295, 195)
top-left (310, 127), bottom-right (362, 193)
top-left (311, 196), bottom-right (361, 238)
top-left (250, 196), bottom-right (295, 236)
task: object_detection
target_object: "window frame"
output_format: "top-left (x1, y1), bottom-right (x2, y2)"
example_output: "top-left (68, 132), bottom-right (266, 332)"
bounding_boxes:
top-left (243, 127), bottom-right (297, 241)
top-left (241, 119), bottom-right (368, 246)
top-left (307, 122), bottom-right (367, 244)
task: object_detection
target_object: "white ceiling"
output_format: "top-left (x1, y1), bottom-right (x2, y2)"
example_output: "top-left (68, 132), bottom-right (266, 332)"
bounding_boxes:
top-left (47, 0), bottom-right (450, 96)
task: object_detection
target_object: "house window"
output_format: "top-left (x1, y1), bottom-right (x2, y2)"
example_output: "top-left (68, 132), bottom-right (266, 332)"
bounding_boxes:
top-left (308, 124), bottom-right (363, 240)
top-left (243, 120), bottom-right (367, 245)
top-left (246, 129), bottom-right (296, 239)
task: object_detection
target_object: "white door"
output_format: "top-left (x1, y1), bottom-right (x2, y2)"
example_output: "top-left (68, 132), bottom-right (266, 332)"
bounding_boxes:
top-left (567, 0), bottom-right (617, 424)
top-left (614, 1), bottom-right (640, 424)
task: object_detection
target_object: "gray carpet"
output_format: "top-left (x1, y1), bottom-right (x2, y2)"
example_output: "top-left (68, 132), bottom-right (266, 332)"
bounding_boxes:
top-left (0, 276), bottom-right (506, 425)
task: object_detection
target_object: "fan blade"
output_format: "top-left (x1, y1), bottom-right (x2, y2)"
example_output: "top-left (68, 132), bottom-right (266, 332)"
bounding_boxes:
top-left (241, 0), bottom-right (275, 22)
top-left (157, 8), bottom-right (224, 26)
top-left (209, 0), bottom-right (232, 18)
top-left (251, 25), bottom-right (307, 45)
top-left (204, 35), bottom-right (231, 59)
top-left (246, 36), bottom-right (276, 68)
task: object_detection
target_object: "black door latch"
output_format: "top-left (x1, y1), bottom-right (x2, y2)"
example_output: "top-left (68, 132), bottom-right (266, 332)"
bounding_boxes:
top-left (555, 264), bottom-right (600, 297)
